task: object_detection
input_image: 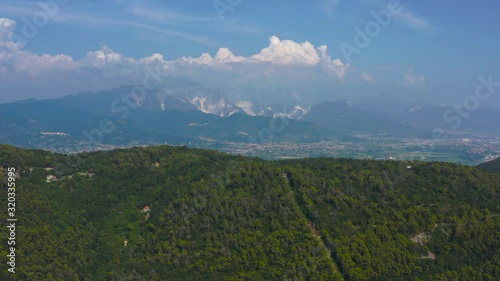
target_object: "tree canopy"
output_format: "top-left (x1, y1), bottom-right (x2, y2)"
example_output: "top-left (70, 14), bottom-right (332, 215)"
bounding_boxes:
top-left (0, 145), bottom-right (498, 280)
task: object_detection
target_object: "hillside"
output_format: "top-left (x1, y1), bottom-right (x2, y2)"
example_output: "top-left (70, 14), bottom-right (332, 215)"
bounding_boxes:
top-left (0, 145), bottom-right (499, 280)
top-left (478, 157), bottom-right (500, 173)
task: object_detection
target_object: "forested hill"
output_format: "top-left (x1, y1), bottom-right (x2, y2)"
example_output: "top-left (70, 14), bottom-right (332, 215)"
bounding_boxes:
top-left (478, 157), bottom-right (500, 174)
top-left (0, 144), bottom-right (499, 280)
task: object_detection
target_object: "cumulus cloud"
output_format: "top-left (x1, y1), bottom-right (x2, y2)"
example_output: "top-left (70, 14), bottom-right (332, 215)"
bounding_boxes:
top-left (360, 72), bottom-right (376, 83)
top-left (0, 18), bottom-right (350, 103)
top-left (401, 69), bottom-right (425, 87)
top-left (179, 36), bottom-right (336, 69)
top-left (179, 48), bottom-right (245, 65)
top-left (317, 45), bottom-right (349, 80)
top-left (0, 18), bottom-right (15, 44)
top-left (251, 36), bottom-right (320, 66)
top-left (0, 19), bottom-right (75, 77)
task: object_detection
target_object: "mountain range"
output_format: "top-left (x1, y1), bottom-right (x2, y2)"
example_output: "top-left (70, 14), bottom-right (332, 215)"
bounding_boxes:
top-left (350, 95), bottom-right (500, 133)
top-left (2, 82), bottom-right (500, 152)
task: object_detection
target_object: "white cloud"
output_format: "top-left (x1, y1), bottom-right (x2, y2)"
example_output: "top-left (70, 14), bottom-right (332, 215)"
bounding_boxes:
top-left (138, 53), bottom-right (166, 64)
top-left (0, 19), bottom-right (75, 76)
top-left (316, 0), bottom-right (340, 16)
top-left (215, 48), bottom-right (246, 63)
top-left (179, 48), bottom-right (245, 65)
top-left (401, 69), bottom-right (425, 87)
top-left (395, 12), bottom-right (434, 30)
top-left (251, 36), bottom-right (320, 66)
top-left (81, 47), bottom-right (129, 67)
top-left (0, 18), bottom-right (350, 102)
top-left (361, 72), bottom-right (376, 83)
top-left (317, 45), bottom-right (349, 80)
top-left (129, 7), bottom-right (215, 25)
top-left (0, 18), bottom-right (15, 44)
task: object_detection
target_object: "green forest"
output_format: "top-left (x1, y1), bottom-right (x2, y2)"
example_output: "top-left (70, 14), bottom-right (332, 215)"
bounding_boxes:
top-left (0, 145), bottom-right (498, 280)
top-left (478, 158), bottom-right (500, 174)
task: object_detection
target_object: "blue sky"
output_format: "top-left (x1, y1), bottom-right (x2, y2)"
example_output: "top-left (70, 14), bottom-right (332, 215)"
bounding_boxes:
top-left (0, 0), bottom-right (499, 106)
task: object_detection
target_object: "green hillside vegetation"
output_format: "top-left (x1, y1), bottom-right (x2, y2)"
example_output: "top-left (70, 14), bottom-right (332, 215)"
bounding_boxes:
top-left (0, 145), bottom-right (498, 280)
top-left (478, 157), bottom-right (500, 174)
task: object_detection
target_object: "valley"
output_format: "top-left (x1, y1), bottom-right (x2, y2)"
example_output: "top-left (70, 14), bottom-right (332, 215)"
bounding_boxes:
top-left (1, 85), bottom-right (499, 166)
top-left (217, 133), bottom-right (500, 165)
top-left (13, 128), bottom-right (500, 166)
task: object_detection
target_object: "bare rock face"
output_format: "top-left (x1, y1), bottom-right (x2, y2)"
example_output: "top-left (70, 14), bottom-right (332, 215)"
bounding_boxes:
top-left (410, 232), bottom-right (429, 246)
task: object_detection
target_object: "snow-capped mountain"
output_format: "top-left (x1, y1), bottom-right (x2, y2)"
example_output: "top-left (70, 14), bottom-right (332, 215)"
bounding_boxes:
top-left (187, 95), bottom-right (308, 120)
top-left (124, 82), bottom-right (311, 120)
top-left (56, 82), bottom-right (311, 120)
top-left (273, 105), bottom-right (309, 120)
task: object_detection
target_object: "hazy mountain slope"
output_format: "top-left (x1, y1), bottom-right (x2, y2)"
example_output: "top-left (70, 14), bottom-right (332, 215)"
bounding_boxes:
top-left (302, 101), bottom-right (422, 136)
top-left (351, 97), bottom-right (500, 133)
top-left (45, 85), bottom-right (199, 114)
top-left (396, 105), bottom-right (500, 133)
top-left (348, 95), bottom-right (427, 117)
top-left (477, 157), bottom-right (500, 173)
top-left (0, 99), bottom-right (95, 134)
top-left (0, 99), bottom-right (199, 147)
